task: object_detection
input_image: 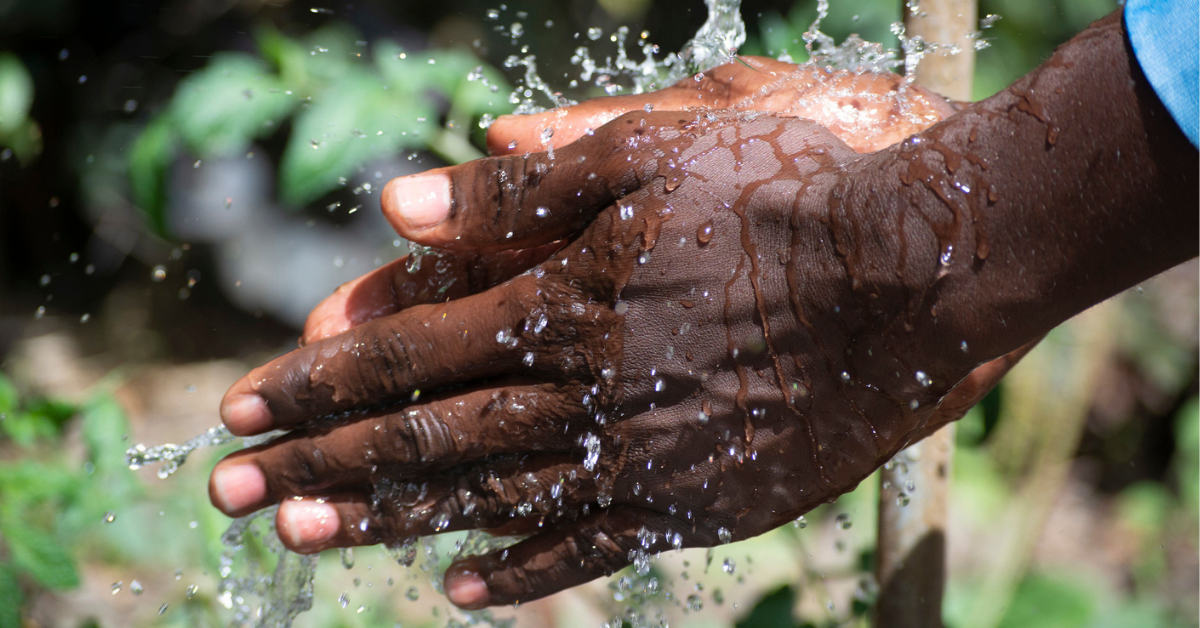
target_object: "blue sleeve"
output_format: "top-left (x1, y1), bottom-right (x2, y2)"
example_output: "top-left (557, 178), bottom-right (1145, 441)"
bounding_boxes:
top-left (1125, 0), bottom-right (1199, 148)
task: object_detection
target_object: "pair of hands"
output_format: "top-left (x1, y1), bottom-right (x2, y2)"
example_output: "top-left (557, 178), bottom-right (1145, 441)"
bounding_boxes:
top-left (208, 57), bottom-right (1019, 608)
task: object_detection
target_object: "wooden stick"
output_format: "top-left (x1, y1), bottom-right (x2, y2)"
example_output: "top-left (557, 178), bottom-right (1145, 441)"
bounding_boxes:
top-left (875, 2), bottom-right (976, 627)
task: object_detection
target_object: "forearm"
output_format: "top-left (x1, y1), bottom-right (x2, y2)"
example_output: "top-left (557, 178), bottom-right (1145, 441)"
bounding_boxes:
top-left (837, 10), bottom-right (1197, 390)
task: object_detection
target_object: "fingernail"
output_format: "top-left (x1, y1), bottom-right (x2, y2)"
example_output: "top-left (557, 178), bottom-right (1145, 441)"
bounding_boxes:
top-left (210, 463), bottom-right (266, 514)
top-left (221, 393), bottom-right (271, 435)
top-left (387, 174), bottom-right (451, 230)
top-left (446, 568), bottom-right (489, 609)
top-left (278, 500), bottom-right (340, 550)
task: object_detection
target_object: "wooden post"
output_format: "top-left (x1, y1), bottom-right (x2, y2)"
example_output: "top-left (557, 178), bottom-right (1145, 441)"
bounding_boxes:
top-left (875, 2), bottom-right (976, 627)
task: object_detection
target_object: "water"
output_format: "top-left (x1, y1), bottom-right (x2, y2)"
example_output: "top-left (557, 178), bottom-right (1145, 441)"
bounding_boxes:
top-left (123, 1), bottom-right (991, 625)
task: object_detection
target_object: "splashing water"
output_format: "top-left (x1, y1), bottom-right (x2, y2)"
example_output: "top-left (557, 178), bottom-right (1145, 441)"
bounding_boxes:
top-left (672, 0), bottom-right (747, 78)
top-left (126, 425), bottom-right (239, 479)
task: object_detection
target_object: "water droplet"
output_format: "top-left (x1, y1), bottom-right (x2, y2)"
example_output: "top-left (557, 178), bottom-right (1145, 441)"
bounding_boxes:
top-left (79, 313), bottom-right (90, 324)
top-left (654, 378), bottom-right (665, 392)
top-left (614, 301), bottom-right (629, 315)
top-left (835, 513), bottom-right (852, 530)
top-left (722, 558), bottom-right (735, 574)
top-left (431, 512), bottom-right (451, 531)
top-left (696, 221), bottom-right (714, 244)
top-left (535, 206), bottom-right (549, 217)
top-left (583, 433), bottom-right (601, 471)
top-left (111, 581), bottom-right (122, 595)
top-left (130, 580), bottom-right (144, 595)
top-left (587, 27), bottom-right (603, 40)
top-left (523, 351), bottom-right (535, 366)
top-left (960, 340), bottom-right (969, 353)
top-left (793, 516), bottom-right (807, 529)
top-left (405, 586), bottom-right (420, 601)
top-left (186, 584), bottom-right (198, 599)
top-left (158, 603), bottom-right (169, 616)
top-left (338, 592), bottom-right (349, 608)
top-left (915, 370), bottom-right (931, 387)
top-left (717, 527), bottom-right (732, 544)
top-left (103, 511), bottom-right (116, 523)
top-left (618, 200), bottom-right (634, 220)
top-left (152, 265), bottom-right (167, 282)
top-left (340, 547), bottom-right (355, 569)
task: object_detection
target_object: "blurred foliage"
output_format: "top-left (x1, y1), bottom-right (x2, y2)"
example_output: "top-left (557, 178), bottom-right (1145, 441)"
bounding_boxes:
top-left (0, 53), bottom-right (42, 165)
top-left (0, 373), bottom-right (140, 628)
top-left (129, 24), bottom-right (511, 233)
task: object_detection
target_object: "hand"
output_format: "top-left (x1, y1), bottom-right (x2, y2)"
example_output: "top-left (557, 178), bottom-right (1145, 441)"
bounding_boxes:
top-left (209, 59), bottom-right (1028, 608)
top-left (299, 56), bottom-right (956, 345)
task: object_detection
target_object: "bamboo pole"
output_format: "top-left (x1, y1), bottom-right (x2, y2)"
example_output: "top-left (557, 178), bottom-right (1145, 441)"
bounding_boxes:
top-left (874, 2), bottom-right (976, 627)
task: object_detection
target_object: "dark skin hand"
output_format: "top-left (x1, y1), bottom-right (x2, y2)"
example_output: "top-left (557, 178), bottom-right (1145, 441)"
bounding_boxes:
top-left (209, 11), bottom-right (1196, 610)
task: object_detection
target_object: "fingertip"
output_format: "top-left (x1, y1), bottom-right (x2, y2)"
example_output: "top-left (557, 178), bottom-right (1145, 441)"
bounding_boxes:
top-left (277, 499), bottom-right (341, 553)
top-left (445, 561), bottom-right (491, 609)
top-left (486, 114), bottom-right (525, 155)
top-left (382, 172), bottom-right (452, 235)
top-left (209, 461), bottom-right (267, 515)
top-left (220, 389), bottom-right (271, 436)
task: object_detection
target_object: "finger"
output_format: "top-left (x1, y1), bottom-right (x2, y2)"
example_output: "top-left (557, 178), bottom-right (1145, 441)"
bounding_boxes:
top-left (442, 506), bottom-right (706, 609)
top-left (221, 273), bottom-right (602, 435)
top-left (380, 110), bottom-right (709, 251)
top-left (486, 56), bottom-right (799, 155)
top-left (273, 455), bottom-right (596, 554)
top-left (301, 243), bottom-right (564, 345)
top-left (209, 382), bottom-right (584, 517)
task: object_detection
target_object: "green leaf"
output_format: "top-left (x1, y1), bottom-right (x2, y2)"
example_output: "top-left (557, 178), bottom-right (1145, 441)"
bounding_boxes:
top-left (1174, 395), bottom-right (1199, 516)
top-left (996, 573), bottom-right (1094, 628)
top-left (0, 53), bottom-right (33, 135)
top-left (79, 394), bottom-right (133, 478)
top-left (169, 53), bottom-right (296, 157)
top-left (0, 461), bottom-right (78, 504)
top-left (279, 69), bottom-right (436, 206)
top-left (0, 411), bottom-right (56, 447)
top-left (0, 564), bottom-right (23, 628)
top-left (378, 45), bottom-right (510, 116)
top-left (24, 398), bottom-right (75, 428)
top-left (128, 115), bottom-right (176, 235)
top-left (1116, 482), bottom-right (1172, 533)
top-left (0, 373), bottom-right (16, 416)
top-left (737, 585), bottom-right (799, 628)
top-left (2, 521), bottom-right (78, 589)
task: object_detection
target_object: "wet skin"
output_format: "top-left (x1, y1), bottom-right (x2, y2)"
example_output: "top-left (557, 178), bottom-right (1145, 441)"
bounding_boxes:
top-left (209, 12), bottom-right (1197, 609)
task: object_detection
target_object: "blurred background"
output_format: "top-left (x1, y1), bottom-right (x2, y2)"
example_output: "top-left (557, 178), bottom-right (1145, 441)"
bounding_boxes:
top-left (0, 0), bottom-right (1195, 626)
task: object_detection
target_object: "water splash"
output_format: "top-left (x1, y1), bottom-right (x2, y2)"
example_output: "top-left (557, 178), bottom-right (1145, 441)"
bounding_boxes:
top-left (672, 0), bottom-right (747, 78)
top-left (125, 425), bottom-right (238, 479)
top-left (215, 507), bottom-right (318, 628)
